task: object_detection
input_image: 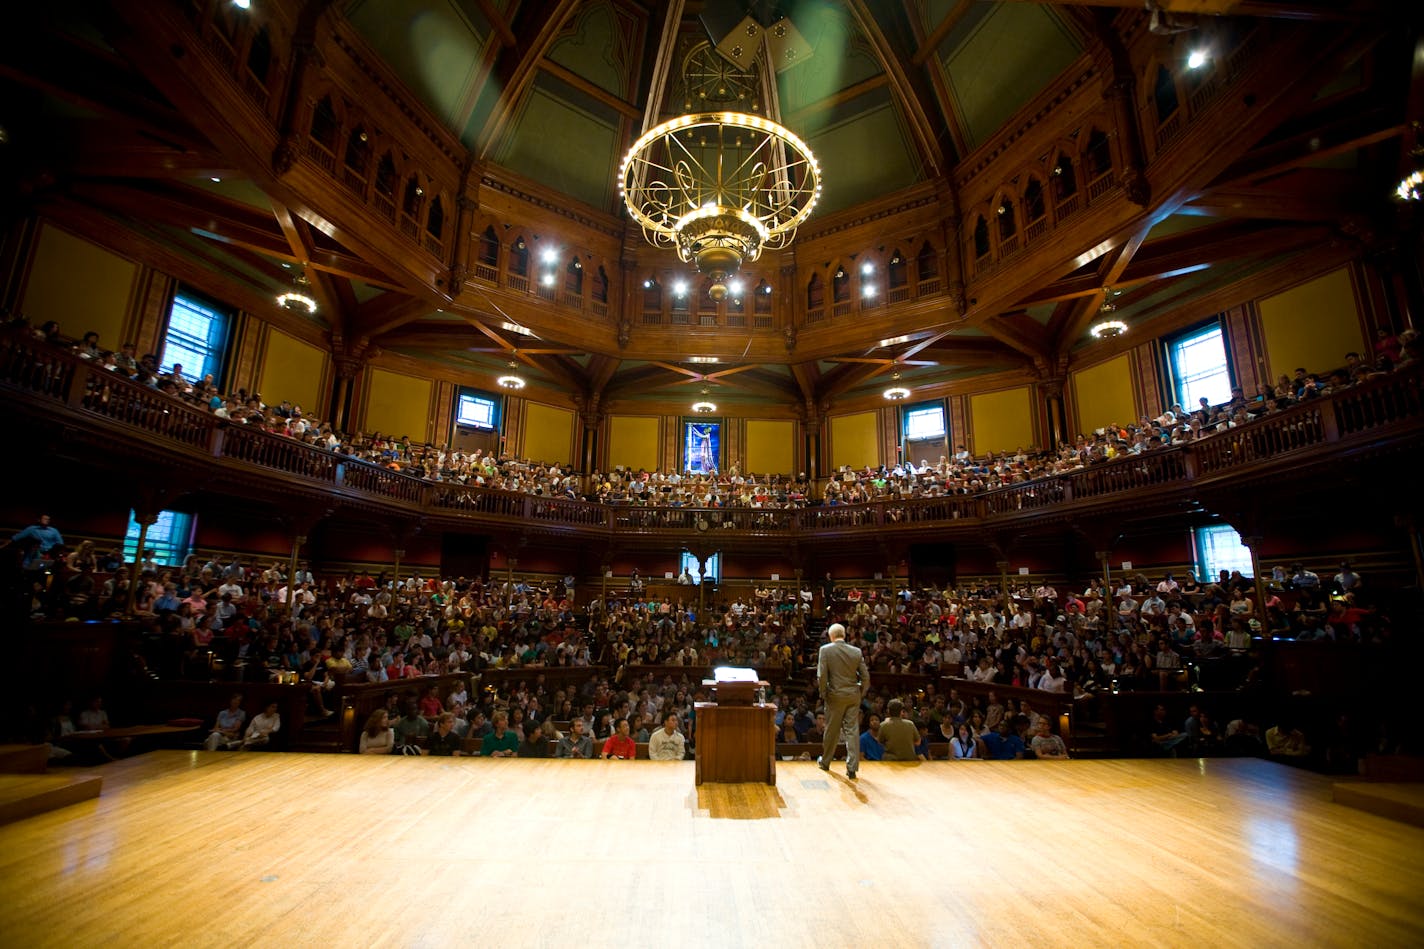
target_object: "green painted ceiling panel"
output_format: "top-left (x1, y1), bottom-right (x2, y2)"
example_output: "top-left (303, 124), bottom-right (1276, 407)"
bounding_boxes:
top-left (495, 84), bottom-right (619, 209)
top-left (942, 4), bottom-right (1081, 150)
top-left (347, 0), bottom-right (488, 129)
top-left (1145, 213), bottom-right (1219, 241)
top-left (547, 2), bottom-right (626, 100)
top-left (805, 99), bottom-right (922, 215)
top-left (191, 176), bottom-right (272, 212)
top-left (776, 5), bottom-right (882, 115)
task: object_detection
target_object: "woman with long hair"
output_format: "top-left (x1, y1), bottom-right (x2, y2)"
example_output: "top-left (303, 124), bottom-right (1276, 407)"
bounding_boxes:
top-left (359, 709), bottom-right (394, 754)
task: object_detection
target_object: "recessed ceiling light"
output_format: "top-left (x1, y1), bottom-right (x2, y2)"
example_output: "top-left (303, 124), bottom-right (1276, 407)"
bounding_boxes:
top-left (209, 176), bottom-right (222, 183)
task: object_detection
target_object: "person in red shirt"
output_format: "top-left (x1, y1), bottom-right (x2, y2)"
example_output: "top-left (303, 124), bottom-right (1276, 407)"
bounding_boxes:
top-left (601, 718), bottom-right (637, 759)
top-left (418, 685), bottom-right (443, 718)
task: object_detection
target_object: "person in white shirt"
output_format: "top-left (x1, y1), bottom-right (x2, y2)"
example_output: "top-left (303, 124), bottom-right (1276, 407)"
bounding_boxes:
top-left (647, 714), bottom-right (686, 761)
top-left (242, 702), bottom-right (281, 749)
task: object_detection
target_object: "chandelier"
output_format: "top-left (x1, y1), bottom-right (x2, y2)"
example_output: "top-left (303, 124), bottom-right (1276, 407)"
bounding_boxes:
top-left (691, 386), bottom-right (717, 413)
top-left (883, 370), bottom-right (910, 401)
top-left (1090, 319), bottom-right (1128, 339)
top-left (620, 111), bottom-right (821, 301)
top-left (497, 358), bottom-right (525, 390)
top-left (277, 269), bottom-right (318, 314)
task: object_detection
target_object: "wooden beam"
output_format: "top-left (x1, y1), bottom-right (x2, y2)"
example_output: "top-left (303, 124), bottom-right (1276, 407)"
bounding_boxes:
top-left (845, 0), bottom-right (946, 177)
top-left (912, 2), bottom-right (974, 66)
top-left (473, 0), bottom-right (582, 159)
top-left (783, 75), bottom-right (890, 130)
top-left (472, 0), bottom-right (518, 48)
top-left (539, 61), bottom-right (643, 120)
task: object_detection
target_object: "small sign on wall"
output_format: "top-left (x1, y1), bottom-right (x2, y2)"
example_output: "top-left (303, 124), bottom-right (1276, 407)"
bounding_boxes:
top-left (664, 572), bottom-right (674, 579)
top-left (1019, 567), bottom-right (1030, 575)
top-left (771, 574), bottom-right (780, 581)
top-left (1121, 561), bottom-right (1133, 572)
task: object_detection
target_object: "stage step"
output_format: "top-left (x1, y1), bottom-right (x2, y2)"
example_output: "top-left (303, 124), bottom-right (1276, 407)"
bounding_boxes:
top-left (0, 744), bottom-right (50, 774)
top-left (0, 772), bottom-right (104, 825)
top-left (1333, 781), bottom-right (1424, 829)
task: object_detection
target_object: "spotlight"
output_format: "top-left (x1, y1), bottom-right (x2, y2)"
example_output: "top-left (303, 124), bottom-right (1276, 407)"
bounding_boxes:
top-left (728, 280), bottom-right (743, 296)
top-left (232, 0), bottom-right (251, 8)
top-left (674, 281), bottom-right (688, 297)
top-left (762, 284), bottom-right (772, 295)
top-left (1187, 49), bottom-right (1209, 69)
top-left (541, 248), bottom-right (558, 265)
top-left (209, 176), bottom-right (222, 183)
top-left (541, 273), bottom-right (555, 287)
top-left (643, 279), bottom-right (653, 289)
top-left (862, 285), bottom-right (877, 299)
top-left (861, 261), bottom-right (874, 275)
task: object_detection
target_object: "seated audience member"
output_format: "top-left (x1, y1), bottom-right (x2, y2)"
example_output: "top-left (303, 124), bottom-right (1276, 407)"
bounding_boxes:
top-left (204, 693), bottom-right (247, 751)
top-left (359, 709), bottom-right (395, 754)
top-left (1266, 720), bottom-right (1311, 759)
top-left (242, 701), bottom-right (281, 750)
top-left (77, 695), bottom-right (110, 731)
top-left (480, 711), bottom-right (519, 757)
top-left (1149, 704), bottom-right (1189, 757)
top-left (950, 723), bottom-right (982, 759)
top-left (556, 718), bottom-right (595, 758)
top-left (393, 700), bottom-right (429, 754)
top-left (859, 713), bottom-right (885, 762)
top-left (982, 719), bottom-right (1026, 760)
top-left (519, 721), bottom-right (552, 758)
top-left (1030, 720), bottom-right (1069, 759)
top-left (879, 699), bottom-right (923, 761)
top-left (648, 713), bottom-right (686, 761)
top-left (425, 712), bottom-right (463, 757)
top-left (601, 718), bottom-right (637, 760)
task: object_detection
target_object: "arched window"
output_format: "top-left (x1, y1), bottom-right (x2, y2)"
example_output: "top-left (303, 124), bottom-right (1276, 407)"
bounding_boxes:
top-left (1154, 65), bottom-right (1179, 122)
top-left (565, 257), bottom-right (583, 295)
top-left (344, 128), bottom-right (370, 176)
top-left (1086, 129), bottom-right (1112, 178)
top-left (402, 177), bottom-right (423, 218)
top-left (754, 280), bottom-right (773, 319)
top-left (973, 217), bottom-right (990, 259)
top-left (374, 153), bottom-right (396, 197)
top-left (832, 265), bottom-right (850, 303)
top-left (592, 266), bottom-right (608, 304)
top-left (478, 226), bottom-right (499, 267)
top-left (642, 278), bottom-right (662, 312)
top-left (1052, 155), bottom-right (1077, 201)
top-left (246, 27), bottom-right (272, 83)
top-left (806, 273), bottom-right (824, 310)
top-left (916, 241), bottom-right (939, 280)
top-left (510, 237), bottom-right (529, 277)
top-left (887, 249), bottom-right (907, 288)
top-left (997, 199), bottom-right (1017, 240)
top-left (309, 96), bottom-right (337, 150)
top-left (1024, 179), bottom-right (1046, 223)
top-left (426, 197), bottom-right (444, 240)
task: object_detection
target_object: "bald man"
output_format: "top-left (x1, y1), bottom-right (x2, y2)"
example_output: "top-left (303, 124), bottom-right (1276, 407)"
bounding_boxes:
top-left (817, 622), bottom-right (869, 779)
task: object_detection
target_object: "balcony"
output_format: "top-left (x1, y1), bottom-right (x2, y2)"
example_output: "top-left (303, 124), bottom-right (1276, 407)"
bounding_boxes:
top-left (2, 330), bottom-right (1419, 547)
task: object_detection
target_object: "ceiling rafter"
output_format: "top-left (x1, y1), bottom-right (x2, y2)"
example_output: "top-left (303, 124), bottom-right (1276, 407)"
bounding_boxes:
top-left (845, 0), bottom-right (947, 177)
top-left (472, 0), bottom-right (583, 160)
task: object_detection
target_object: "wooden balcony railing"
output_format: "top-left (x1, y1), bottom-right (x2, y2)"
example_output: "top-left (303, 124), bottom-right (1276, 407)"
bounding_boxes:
top-left (2, 330), bottom-right (1419, 540)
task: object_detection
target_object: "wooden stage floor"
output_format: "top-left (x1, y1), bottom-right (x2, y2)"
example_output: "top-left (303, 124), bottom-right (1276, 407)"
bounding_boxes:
top-left (1, 752), bottom-right (1420, 948)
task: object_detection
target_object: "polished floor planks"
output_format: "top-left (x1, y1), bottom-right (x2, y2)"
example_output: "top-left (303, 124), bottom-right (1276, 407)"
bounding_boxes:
top-left (0, 752), bottom-right (1420, 948)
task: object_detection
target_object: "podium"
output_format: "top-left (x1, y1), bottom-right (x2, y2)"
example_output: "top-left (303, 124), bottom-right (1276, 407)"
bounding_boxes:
top-left (695, 668), bottom-right (776, 785)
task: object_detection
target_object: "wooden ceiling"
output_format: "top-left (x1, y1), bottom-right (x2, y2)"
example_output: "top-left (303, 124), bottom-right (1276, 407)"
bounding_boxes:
top-left (0, 0), bottom-right (1411, 416)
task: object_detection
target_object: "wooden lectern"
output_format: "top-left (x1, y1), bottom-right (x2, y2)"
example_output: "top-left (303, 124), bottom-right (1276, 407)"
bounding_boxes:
top-left (695, 667), bottom-right (776, 785)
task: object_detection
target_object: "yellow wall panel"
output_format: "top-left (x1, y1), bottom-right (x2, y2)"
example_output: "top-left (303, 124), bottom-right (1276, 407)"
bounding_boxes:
top-left (608, 415), bottom-right (659, 472)
top-left (522, 401), bottom-right (574, 465)
top-left (1072, 354), bottom-right (1137, 435)
top-left (258, 329), bottom-right (326, 417)
top-left (830, 411), bottom-right (879, 470)
top-left (970, 387), bottom-right (1034, 454)
top-left (746, 419), bottom-right (794, 475)
top-left (22, 224), bottom-right (137, 349)
top-left (365, 368), bottom-right (433, 442)
top-left (1258, 267), bottom-right (1364, 379)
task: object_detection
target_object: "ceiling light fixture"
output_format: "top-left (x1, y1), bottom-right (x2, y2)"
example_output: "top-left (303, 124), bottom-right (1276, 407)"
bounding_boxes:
top-left (620, 111), bottom-right (821, 303)
top-left (276, 269), bottom-right (318, 314)
top-left (861, 261), bottom-right (874, 275)
top-left (883, 369), bottom-right (910, 401)
top-left (1186, 49), bottom-right (1209, 69)
top-left (1396, 169), bottom-right (1423, 202)
top-left (232, 0), bottom-right (251, 9)
top-left (862, 284), bottom-right (877, 299)
top-left (1090, 319), bottom-right (1128, 339)
top-left (692, 387), bottom-right (717, 413)
top-left (497, 357), bottom-right (526, 390)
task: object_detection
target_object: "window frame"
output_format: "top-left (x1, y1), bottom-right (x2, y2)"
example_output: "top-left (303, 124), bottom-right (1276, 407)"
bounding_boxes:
top-left (1165, 318), bottom-right (1235, 410)
top-left (903, 401), bottom-right (947, 443)
top-left (1191, 524), bottom-right (1254, 582)
top-left (161, 290), bottom-right (232, 384)
top-left (124, 509), bottom-right (194, 567)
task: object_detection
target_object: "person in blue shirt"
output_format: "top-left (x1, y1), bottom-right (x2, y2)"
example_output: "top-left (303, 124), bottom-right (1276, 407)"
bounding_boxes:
top-left (982, 719), bottom-right (1026, 760)
top-left (2, 514), bottom-right (64, 571)
top-left (859, 712), bottom-right (885, 762)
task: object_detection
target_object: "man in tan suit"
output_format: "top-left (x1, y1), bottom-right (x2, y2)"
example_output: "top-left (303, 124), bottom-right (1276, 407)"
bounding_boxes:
top-left (818, 622), bottom-right (869, 779)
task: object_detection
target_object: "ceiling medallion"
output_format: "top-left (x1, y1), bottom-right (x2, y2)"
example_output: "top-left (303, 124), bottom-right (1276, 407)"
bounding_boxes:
top-left (620, 110), bottom-right (821, 302)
